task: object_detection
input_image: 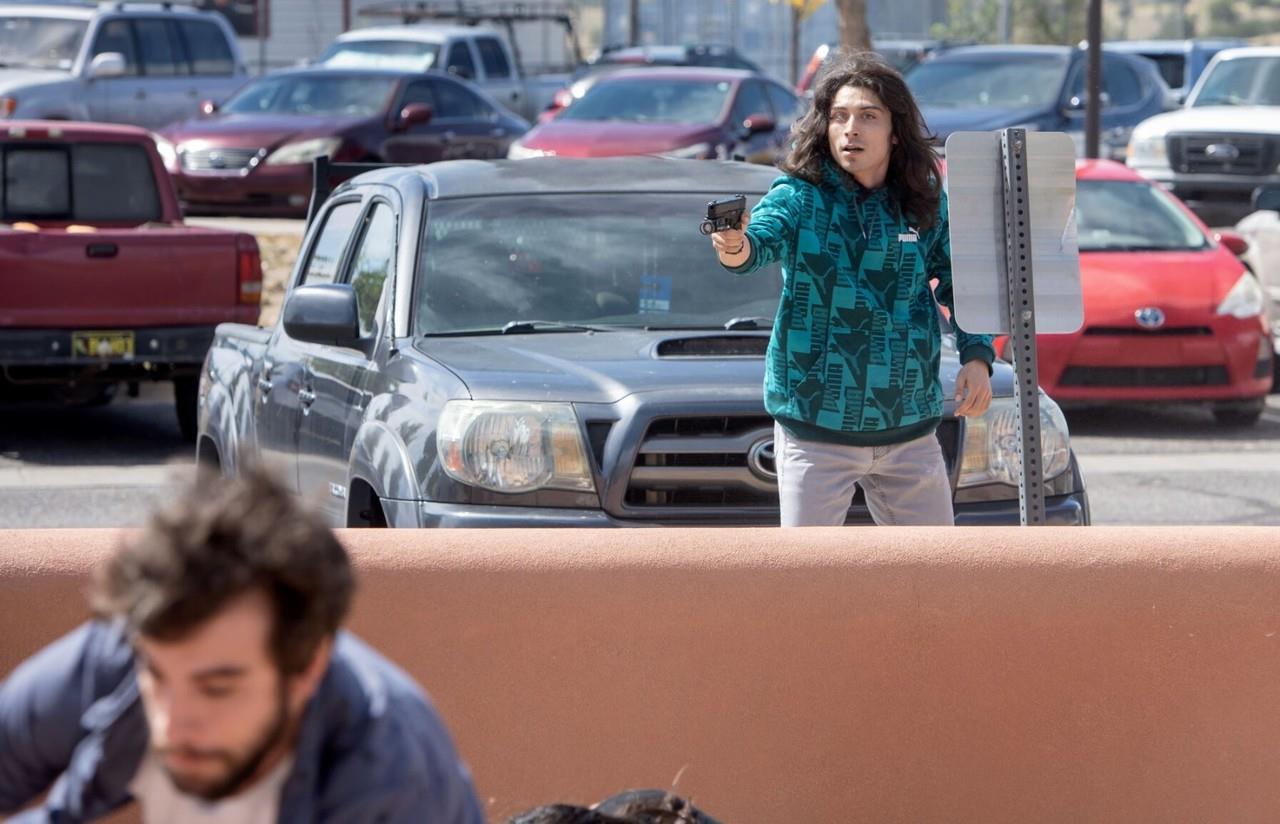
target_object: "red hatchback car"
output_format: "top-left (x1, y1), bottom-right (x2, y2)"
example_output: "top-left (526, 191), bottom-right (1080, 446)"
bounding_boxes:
top-left (998, 160), bottom-right (1272, 425)
top-left (508, 67), bottom-right (803, 165)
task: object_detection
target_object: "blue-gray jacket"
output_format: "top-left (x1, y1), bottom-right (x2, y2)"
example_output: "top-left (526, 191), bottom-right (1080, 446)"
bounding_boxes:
top-left (0, 622), bottom-right (484, 823)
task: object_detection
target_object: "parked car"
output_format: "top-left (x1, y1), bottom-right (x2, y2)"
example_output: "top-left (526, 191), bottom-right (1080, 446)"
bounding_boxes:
top-left (0, 121), bottom-right (262, 440)
top-left (196, 156), bottom-right (1090, 528)
top-left (541, 43), bottom-right (765, 122)
top-left (157, 68), bottom-right (529, 217)
top-left (1126, 47), bottom-right (1280, 227)
top-left (906, 44), bottom-right (1172, 161)
top-left (508, 67), bottom-right (803, 164)
top-left (796, 39), bottom-right (969, 97)
top-left (316, 23), bottom-right (561, 122)
top-left (993, 160), bottom-right (1271, 424)
top-left (1235, 184), bottom-right (1280, 383)
top-left (0, 2), bottom-right (248, 129)
top-left (1105, 38), bottom-right (1243, 103)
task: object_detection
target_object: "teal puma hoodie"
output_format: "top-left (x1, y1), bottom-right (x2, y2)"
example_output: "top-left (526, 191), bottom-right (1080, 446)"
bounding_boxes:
top-left (724, 161), bottom-right (994, 446)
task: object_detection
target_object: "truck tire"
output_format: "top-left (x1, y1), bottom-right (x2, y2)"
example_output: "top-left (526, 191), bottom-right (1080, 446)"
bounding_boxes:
top-left (174, 376), bottom-right (199, 441)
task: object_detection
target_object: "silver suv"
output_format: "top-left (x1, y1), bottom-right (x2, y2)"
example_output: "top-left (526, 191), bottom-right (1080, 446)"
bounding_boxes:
top-left (0, 2), bottom-right (248, 130)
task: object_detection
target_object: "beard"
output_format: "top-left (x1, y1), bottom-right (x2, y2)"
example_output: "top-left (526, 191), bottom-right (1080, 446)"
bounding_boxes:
top-left (158, 681), bottom-right (293, 802)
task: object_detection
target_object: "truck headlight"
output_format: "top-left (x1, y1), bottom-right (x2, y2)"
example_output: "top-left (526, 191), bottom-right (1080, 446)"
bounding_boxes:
top-left (957, 394), bottom-right (1072, 488)
top-left (264, 136), bottom-right (342, 166)
top-left (1126, 135), bottom-right (1167, 166)
top-left (437, 400), bottom-right (595, 494)
top-left (1217, 273), bottom-right (1264, 318)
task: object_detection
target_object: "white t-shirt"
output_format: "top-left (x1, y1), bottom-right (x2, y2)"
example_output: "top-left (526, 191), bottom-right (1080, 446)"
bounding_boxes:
top-left (128, 752), bottom-right (294, 824)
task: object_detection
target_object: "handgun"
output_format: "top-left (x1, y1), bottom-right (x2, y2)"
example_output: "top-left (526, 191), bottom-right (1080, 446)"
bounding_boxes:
top-left (698, 194), bottom-right (747, 236)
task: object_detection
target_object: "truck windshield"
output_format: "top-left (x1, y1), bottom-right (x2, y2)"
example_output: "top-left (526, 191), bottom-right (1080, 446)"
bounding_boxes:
top-left (415, 194), bottom-right (783, 335)
top-left (319, 40), bottom-right (440, 72)
top-left (0, 16), bottom-right (87, 71)
top-left (0, 142), bottom-right (160, 223)
top-left (560, 78), bottom-right (732, 124)
top-left (1075, 180), bottom-right (1209, 252)
top-left (1190, 56), bottom-right (1280, 106)
top-left (906, 54), bottom-right (1069, 108)
top-left (221, 74), bottom-right (399, 116)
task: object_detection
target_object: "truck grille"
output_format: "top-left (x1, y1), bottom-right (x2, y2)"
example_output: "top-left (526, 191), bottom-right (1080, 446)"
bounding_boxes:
top-left (621, 414), bottom-right (960, 515)
top-left (180, 147), bottom-right (263, 172)
top-left (1168, 134), bottom-right (1274, 176)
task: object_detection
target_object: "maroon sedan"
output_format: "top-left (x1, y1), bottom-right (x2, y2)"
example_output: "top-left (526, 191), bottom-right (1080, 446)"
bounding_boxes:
top-left (158, 68), bottom-right (529, 216)
top-left (509, 67), bottom-right (804, 165)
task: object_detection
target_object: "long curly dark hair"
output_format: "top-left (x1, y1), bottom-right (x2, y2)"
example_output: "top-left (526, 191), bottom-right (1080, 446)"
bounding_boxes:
top-left (781, 51), bottom-right (942, 231)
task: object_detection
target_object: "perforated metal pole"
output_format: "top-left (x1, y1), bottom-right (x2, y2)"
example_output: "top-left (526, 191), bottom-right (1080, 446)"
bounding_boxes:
top-left (1000, 128), bottom-right (1046, 525)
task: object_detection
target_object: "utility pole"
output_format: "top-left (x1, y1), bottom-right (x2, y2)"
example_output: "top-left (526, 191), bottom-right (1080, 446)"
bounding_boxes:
top-left (1085, 0), bottom-right (1101, 159)
top-left (629, 0), bottom-right (641, 47)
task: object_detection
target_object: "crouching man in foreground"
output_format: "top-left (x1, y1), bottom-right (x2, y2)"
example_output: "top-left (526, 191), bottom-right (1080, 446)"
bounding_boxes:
top-left (0, 467), bottom-right (483, 824)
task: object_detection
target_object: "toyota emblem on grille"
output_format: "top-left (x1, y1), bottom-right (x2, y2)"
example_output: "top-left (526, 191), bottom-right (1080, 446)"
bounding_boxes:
top-left (1135, 306), bottom-right (1166, 329)
top-left (1204, 143), bottom-right (1240, 161)
top-left (747, 437), bottom-right (777, 480)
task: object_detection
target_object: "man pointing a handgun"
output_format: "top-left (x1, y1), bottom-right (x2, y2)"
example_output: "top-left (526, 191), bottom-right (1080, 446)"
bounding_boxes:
top-left (709, 53), bottom-right (994, 527)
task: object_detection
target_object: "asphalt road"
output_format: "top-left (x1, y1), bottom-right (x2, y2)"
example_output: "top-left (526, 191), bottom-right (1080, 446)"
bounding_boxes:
top-left (2, 384), bottom-right (1280, 527)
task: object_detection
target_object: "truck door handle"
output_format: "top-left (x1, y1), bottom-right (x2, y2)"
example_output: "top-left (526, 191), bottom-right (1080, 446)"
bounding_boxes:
top-left (86, 243), bottom-right (118, 258)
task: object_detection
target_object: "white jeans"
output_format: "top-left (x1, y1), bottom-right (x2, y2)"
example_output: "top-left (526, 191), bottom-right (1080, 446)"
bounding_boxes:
top-left (775, 422), bottom-right (955, 526)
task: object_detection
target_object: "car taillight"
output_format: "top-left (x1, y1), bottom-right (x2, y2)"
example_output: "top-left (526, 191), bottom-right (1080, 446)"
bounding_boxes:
top-left (236, 234), bottom-right (262, 306)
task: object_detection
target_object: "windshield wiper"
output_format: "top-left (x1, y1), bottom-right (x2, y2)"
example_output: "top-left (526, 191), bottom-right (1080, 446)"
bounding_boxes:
top-left (723, 316), bottom-right (773, 330)
top-left (500, 320), bottom-right (612, 334)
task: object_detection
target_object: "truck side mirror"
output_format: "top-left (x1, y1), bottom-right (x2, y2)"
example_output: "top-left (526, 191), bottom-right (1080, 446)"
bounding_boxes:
top-left (1253, 184), bottom-right (1280, 214)
top-left (396, 102), bottom-right (433, 130)
top-left (282, 285), bottom-right (362, 349)
top-left (88, 52), bottom-right (127, 79)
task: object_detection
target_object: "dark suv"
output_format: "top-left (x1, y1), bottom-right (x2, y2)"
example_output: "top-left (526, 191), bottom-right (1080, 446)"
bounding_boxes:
top-left (906, 44), bottom-right (1173, 160)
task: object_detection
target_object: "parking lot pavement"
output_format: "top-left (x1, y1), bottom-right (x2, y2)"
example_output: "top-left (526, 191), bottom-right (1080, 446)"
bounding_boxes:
top-left (185, 216), bottom-right (306, 236)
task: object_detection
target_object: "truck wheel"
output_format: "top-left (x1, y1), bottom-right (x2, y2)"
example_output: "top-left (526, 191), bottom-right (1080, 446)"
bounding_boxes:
top-left (174, 377), bottom-right (199, 441)
top-left (1213, 398), bottom-right (1265, 426)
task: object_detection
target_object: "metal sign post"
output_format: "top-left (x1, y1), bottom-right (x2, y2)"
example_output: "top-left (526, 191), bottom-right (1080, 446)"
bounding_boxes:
top-left (945, 129), bottom-right (1083, 526)
top-left (1000, 128), bottom-right (1044, 525)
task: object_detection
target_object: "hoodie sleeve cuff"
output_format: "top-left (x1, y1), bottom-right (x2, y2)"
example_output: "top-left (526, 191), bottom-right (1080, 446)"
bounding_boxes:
top-left (960, 343), bottom-right (995, 376)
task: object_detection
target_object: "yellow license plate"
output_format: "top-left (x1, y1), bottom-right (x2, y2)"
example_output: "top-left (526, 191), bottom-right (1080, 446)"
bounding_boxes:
top-left (72, 331), bottom-right (135, 359)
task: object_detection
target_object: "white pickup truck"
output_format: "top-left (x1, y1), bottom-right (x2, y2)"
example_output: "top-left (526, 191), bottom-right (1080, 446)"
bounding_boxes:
top-left (1126, 47), bottom-right (1280, 226)
top-left (317, 24), bottom-right (563, 122)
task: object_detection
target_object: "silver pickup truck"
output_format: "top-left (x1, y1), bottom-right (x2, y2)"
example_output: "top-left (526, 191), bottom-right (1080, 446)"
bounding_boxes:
top-left (0, 2), bottom-right (248, 130)
top-left (196, 157), bottom-right (1090, 528)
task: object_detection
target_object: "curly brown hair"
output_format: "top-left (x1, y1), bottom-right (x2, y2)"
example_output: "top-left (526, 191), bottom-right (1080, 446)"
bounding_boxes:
top-left (92, 464), bottom-right (354, 675)
top-left (781, 50), bottom-right (942, 231)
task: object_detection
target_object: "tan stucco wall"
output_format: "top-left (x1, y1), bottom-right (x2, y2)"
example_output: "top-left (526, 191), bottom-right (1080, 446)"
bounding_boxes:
top-left (3, 527), bottom-right (1280, 822)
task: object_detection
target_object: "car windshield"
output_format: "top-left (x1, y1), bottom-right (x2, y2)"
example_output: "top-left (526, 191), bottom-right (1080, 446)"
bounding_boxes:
top-left (906, 54), bottom-right (1069, 108)
top-left (559, 78), bottom-right (732, 123)
top-left (1190, 56), bottom-right (1280, 106)
top-left (414, 194), bottom-right (783, 335)
top-left (1075, 179), bottom-right (1209, 252)
top-left (221, 74), bottom-right (398, 116)
top-left (0, 16), bottom-right (86, 71)
top-left (319, 40), bottom-right (439, 72)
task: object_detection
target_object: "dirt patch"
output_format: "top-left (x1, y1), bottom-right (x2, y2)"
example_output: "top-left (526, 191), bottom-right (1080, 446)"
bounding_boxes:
top-left (254, 233), bottom-right (302, 328)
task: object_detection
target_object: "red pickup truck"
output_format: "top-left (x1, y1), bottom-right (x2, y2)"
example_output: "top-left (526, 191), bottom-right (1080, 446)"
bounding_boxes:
top-left (0, 121), bottom-right (261, 440)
